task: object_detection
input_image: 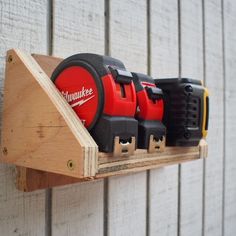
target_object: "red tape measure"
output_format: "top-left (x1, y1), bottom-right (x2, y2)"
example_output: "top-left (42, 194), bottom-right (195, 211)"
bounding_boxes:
top-left (51, 53), bottom-right (138, 154)
top-left (52, 58), bottom-right (104, 130)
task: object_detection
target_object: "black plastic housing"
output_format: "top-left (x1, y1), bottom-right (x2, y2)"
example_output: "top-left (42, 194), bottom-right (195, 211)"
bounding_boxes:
top-left (91, 116), bottom-right (138, 153)
top-left (155, 78), bottom-right (206, 146)
top-left (137, 120), bottom-right (166, 149)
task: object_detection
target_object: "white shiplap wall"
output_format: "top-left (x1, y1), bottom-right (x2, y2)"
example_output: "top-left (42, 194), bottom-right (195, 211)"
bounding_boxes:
top-left (149, 0), bottom-right (179, 235)
top-left (179, 1), bottom-right (204, 235)
top-left (203, 0), bottom-right (224, 235)
top-left (51, 1), bottom-right (105, 235)
top-left (0, 0), bottom-right (235, 235)
top-left (108, 1), bottom-right (147, 235)
top-left (224, 0), bottom-right (236, 235)
top-left (0, 1), bottom-right (48, 235)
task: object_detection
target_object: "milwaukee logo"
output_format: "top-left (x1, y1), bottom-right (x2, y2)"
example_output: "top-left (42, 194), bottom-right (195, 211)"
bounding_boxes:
top-left (61, 87), bottom-right (94, 108)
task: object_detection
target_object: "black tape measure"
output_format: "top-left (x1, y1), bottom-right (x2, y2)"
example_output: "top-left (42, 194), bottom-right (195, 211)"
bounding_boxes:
top-left (155, 78), bottom-right (209, 146)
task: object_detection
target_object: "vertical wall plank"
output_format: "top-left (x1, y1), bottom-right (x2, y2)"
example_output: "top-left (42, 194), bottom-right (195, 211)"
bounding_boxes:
top-left (179, 1), bottom-right (204, 235)
top-left (108, 1), bottom-right (147, 235)
top-left (0, 0), bottom-right (48, 235)
top-left (51, 1), bottom-right (104, 236)
top-left (109, 0), bottom-right (147, 73)
top-left (203, 0), bottom-right (224, 235)
top-left (149, 0), bottom-right (179, 235)
top-left (224, 0), bottom-right (236, 235)
top-left (52, 181), bottom-right (104, 236)
top-left (53, 0), bottom-right (104, 57)
top-left (108, 173), bottom-right (147, 236)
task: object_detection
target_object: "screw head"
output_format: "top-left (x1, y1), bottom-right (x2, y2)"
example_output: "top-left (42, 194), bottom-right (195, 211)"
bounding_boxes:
top-left (67, 160), bottom-right (75, 170)
top-left (8, 55), bottom-right (13, 63)
top-left (2, 147), bottom-right (8, 155)
top-left (185, 85), bottom-right (193, 93)
top-left (184, 132), bottom-right (191, 139)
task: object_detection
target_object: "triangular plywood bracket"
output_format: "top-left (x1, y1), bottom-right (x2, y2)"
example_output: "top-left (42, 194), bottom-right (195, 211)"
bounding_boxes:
top-left (1, 49), bottom-right (98, 178)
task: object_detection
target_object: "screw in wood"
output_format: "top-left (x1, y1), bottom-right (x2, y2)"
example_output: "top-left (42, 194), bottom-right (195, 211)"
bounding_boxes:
top-left (2, 147), bottom-right (8, 155)
top-left (8, 55), bottom-right (13, 63)
top-left (67, 160), bottom-right (75, 170)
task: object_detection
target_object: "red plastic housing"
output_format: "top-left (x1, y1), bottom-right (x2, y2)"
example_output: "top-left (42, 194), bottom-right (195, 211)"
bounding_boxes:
top-left (54, 66), bottom-right (137, 129)
top-left (54, 66), bottom-right (99, 128)
top-left (101, 74), bottom-right (137, 117)
top-left (136, 83), bottom-right (164, 121)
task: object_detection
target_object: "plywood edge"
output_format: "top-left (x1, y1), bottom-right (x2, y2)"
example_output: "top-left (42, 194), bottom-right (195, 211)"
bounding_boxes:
top-left (31, 53), bottom-right (98, 177)
top-left (16, 167), bottom-right (91, 192)
top-left (17, 139), bottom-right (207, 191)
top-left (16, 49), bottom-right (98, 177)
top-left (1, 49), bottom-right (98, 177)
top-left (97, 146), bottom-right (201, 176)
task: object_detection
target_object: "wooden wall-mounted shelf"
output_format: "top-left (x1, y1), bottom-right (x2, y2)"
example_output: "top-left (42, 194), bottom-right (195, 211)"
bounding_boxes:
top-left (1, 49), bottom-right (208, 192)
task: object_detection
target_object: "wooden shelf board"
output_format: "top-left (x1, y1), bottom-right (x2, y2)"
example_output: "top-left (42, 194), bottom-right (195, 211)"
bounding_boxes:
top-left (17, 140), bottom-right (207, 191)
top-left (0, 49), bottom-right (208, 192)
